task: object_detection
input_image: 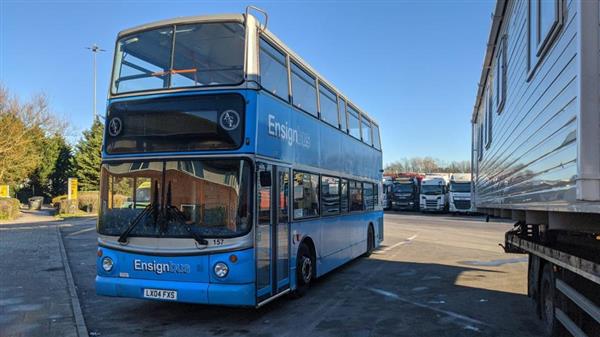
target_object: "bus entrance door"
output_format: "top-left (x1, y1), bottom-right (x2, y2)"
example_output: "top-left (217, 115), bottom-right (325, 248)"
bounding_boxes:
top-left (256, 163), bottom-right (290, 305)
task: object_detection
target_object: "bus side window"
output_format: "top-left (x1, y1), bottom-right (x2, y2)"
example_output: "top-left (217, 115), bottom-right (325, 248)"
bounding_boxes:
top-left (321, 176), bottom-right (340, 215)
top-left (350, 181), bottom-right (363, 212)
top-left (364, 183), bottom-right (374, 211)
top-left (259, 38), bottom-right (289, 102)
top-left (338, 98), bottom-right (347, 132)
top-left (372, 124), bottom-right (381, 150)
top-left (290, 62), bottom-right (318, 116)
top-left (340, 179), bottom-right (349, 213)
top-left (293, 171), bottom-right (319, 219)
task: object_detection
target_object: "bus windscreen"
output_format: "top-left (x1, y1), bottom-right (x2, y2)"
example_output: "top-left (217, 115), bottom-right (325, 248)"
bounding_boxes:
top-left (98, 159), bottom-right (252, 238)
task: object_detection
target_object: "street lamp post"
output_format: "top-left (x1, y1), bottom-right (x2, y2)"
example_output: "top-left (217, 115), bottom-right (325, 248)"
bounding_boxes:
top-left (86, 44), bottom-right (105, 120)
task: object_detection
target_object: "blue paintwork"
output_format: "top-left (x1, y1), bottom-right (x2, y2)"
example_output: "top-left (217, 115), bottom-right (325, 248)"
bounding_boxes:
top-left (290, 211), bottom-right (383, 280)
top-left (99, 87), bottom-right (383, 306)
top-left (254, 91), bottom-right (381, 180)
top-left (96, 247), bottom-right (256, 306)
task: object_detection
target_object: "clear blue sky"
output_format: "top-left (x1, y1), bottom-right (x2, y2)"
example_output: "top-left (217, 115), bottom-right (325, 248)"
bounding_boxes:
top-left (1, 0), bottom-right (495, 166)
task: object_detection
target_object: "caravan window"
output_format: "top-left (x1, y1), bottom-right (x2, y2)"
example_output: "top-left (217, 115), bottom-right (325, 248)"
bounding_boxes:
top-left (495, 36), bottom-right (507, 113)
top-left (485, 86), bottom-right (493, 148)
top-left (528, 0), bottom-right (563, 77)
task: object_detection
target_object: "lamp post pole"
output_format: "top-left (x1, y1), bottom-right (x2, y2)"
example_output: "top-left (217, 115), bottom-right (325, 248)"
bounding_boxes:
top-left (86, 44), bottom-right (105, 120)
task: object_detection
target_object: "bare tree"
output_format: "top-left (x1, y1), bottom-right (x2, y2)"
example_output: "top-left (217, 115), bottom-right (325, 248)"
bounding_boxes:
top-left (385, 156), bottom-right (471, 175)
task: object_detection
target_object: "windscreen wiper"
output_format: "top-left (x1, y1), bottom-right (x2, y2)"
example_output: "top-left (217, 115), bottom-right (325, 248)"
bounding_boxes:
top-left (118, 182), bottom-right (159, 244)
top-left (164, 181), bottom-right (208, 246)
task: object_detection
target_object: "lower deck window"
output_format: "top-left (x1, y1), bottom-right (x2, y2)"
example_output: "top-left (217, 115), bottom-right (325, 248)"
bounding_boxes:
top-left (350, 181), bottom-right (363, 211)
top-left (293, 171), bottom-right (319, 219)
top-left (321, 176), bottom-right (340, 215)
top-left (364, 183), bottom-right (374, 211)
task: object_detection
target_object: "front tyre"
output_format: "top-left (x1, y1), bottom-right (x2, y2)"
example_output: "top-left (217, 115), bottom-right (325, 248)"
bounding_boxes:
top-left (291, 243), bottom-right (313, 298)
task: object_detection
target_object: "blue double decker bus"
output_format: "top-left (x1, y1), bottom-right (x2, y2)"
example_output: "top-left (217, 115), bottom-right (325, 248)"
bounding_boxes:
top-left (96, 11), bottom-right (383, 307)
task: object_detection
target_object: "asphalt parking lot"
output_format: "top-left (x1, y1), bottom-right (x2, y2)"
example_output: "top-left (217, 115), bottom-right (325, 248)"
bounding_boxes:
top-left (55, 212), bottom-right (544, 337)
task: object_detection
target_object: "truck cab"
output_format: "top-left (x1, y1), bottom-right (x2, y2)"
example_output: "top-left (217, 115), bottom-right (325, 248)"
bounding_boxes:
top-left (448, 173), bottom-right (472, 213)
top-left (419, 176), bottom-right (448, 212)
top-left (382, 179), bottom-right (392, 210)
top-left (391, 178), bottom-right (419, 211)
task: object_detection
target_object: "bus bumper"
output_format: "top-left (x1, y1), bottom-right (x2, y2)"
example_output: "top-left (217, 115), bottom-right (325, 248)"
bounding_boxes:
top-left (96, 276), bottom-right (255, 306)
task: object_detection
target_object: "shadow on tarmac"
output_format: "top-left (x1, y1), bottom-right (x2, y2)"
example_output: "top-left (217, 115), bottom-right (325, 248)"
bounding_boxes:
top-left (60, 224), bottom-right (544, 337)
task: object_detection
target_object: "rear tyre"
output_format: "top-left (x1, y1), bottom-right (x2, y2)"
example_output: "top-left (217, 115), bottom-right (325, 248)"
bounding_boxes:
top-left (363, 225), bottom-right (374, 257)
top-left (540, 263), bottom-right (560, 336)
top-left (291, 243), bottom-right (313, 298)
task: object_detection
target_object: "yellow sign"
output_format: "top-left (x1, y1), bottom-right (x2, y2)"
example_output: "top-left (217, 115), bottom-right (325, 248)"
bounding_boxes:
top-left (0, 185), bottom-right (9, 198)
top-left (68, 178), bottom-right (78, 200)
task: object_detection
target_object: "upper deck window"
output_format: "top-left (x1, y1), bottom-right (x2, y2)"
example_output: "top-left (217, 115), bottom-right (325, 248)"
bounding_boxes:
top-left (259, 38), bottom-right (289, 101)
top-left (372, 124), bottom-right (381, 150)
top-left (361, 119), bottom-right (372, 145)
top-left (338, 98), bottom-right (348, 132)
top-left (112, 22), bottom-right (245, 94)
top-left (319, 83), bottom-right (338, 127)
top-left (291, 62), bottom-right (318, 116)
top-left (347, 106), bottom-right (361, 140)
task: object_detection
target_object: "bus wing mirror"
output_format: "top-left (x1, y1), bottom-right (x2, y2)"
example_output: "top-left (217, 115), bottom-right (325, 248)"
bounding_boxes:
top-left (259, 171), bottom-right (272, 187)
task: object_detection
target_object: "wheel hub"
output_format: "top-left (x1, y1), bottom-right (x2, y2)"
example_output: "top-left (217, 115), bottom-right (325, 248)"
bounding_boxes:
top-left (301, 256), bottom-right (312, 283)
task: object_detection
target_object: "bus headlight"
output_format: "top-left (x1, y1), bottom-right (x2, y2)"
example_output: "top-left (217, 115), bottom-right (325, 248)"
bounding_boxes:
top-left (214, 262), bottom-right (229, 278)
top-left (102, 257), bottom-right (114, 272)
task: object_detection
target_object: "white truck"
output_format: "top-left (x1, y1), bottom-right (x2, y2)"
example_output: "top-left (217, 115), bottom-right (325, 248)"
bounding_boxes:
top-left (472, 1), bottom-right (599, 335)
top-left (419, 176), bottom-right (448, 212)
top-left (448, 173), bottom-right (472, 213)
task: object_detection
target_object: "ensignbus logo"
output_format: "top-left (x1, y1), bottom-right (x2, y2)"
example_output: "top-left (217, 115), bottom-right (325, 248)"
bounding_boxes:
top-left (133, 259), bottom-right (191, 274)
top-left (268, 114), bottom-right (311, 148)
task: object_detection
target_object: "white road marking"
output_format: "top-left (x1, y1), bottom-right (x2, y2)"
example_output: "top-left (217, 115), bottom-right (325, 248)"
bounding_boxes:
top-left (366, 287), bottom-right (487, 328)
top-left (68, 227), bottom-right (96, 236)
top-left (375, 234), bottom-right (418, 254)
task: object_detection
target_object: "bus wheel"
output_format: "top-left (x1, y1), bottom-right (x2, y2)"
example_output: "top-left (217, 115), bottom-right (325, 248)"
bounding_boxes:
top-left (540, 263), bottom-right (559, 336)
top-left (364, 225), bottom-right (374, 257)
top-left (292, 243), bottom-right (313, 298)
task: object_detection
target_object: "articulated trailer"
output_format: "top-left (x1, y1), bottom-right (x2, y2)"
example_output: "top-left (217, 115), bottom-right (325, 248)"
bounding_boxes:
top-left (471, 1), bottom-right (599, 336)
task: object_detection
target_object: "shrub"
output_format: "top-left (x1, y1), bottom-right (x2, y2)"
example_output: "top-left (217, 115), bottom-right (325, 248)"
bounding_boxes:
top-left (112, 194), bottom-right (128, 209)
top-left (0, 198), bottom-right (21, 220)
top-left (53, 191), bottom-right (129, 215)
top-left (52, 194), bottom-right (67, 208)
top-left (58, 199), bottom-right (78, 215)
top-left (78, 191), bottom-right (99, 213)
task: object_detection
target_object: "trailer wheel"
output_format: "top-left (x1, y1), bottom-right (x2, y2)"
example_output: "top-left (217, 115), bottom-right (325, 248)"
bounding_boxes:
top-left (540, 263), bottom-right (559, 336)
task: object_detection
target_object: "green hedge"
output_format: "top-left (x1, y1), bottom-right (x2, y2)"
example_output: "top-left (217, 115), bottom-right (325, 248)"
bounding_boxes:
top-left (0, 198), bottom-right (20, 220)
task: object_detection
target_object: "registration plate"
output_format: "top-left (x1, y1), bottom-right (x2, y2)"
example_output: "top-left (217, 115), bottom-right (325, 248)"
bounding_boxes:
top-left (143, 288), bottom-right (177, 300)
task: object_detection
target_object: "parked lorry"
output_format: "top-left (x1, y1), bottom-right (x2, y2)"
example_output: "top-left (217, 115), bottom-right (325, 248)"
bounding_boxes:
top-left (391, 177), bottom-right (420, 211)
top-left (472, 1), bottom-right (599, 336)
top-left (382, 178), bottom-right (393, 211)
top-left (419, 176), bottom-right (448, 212)
top-left (448, 173), bottom-right (472, 213)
